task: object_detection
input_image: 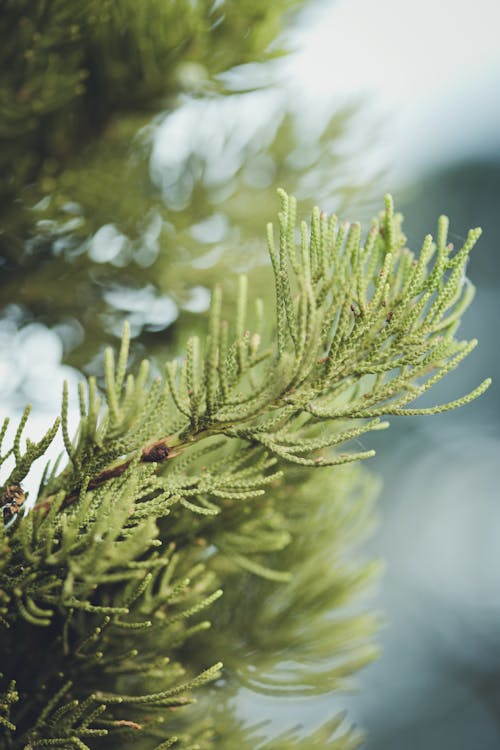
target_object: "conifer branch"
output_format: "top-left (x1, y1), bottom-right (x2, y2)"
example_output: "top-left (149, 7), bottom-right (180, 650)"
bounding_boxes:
top-left (0, 191), bottom-right (489, 748)
top-left (17, 189), bottom-right (487, 522)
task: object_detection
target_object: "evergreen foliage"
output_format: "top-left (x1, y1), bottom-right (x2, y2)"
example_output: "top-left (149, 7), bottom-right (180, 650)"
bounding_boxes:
top-left (0, 191), bottom-right (488, 748)
top-left (1, 0), bottom-right (301, 205)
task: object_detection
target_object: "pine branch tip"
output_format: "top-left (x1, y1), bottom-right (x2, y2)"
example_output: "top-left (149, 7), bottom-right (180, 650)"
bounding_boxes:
top-left (383, 193), bottom-right (394, 214)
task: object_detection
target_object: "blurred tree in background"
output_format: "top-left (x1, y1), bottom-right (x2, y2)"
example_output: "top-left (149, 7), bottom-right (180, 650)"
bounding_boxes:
top-left (0, 0), bottom-right (378, 368)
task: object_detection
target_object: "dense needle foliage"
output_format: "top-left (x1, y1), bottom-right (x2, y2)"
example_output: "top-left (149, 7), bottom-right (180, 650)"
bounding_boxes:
top-left (0, 190), bottom-right (489, 748)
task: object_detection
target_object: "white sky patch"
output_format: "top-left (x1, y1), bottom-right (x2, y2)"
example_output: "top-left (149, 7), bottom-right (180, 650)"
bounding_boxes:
top-left (0, 322), bottom-right (83, 503)
top-left (181, 286), bottom-right (212, 313)
top-left (284, 0), bottom-right (500, 177)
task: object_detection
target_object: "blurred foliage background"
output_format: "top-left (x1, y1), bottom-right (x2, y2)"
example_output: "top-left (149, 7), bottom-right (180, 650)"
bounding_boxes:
top-left (0, 0), bottom-right (379, 372)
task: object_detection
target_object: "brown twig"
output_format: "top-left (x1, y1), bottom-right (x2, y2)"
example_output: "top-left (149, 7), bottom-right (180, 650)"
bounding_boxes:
top-left (110, 720), bottom-right (143, 730)
top-left (33, 439), bottom-right (177, 515)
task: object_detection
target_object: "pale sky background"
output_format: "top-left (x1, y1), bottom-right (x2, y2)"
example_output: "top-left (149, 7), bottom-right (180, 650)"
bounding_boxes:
top-left (286, 0), bottom-right (500, 177)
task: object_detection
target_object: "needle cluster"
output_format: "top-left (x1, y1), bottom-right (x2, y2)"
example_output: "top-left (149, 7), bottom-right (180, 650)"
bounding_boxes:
top-left (0, 191), bottom-right (488, 748)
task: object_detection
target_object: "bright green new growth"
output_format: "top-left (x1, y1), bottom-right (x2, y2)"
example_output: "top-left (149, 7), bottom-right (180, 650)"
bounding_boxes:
top-left (0, 192), bottom-right (488, 748)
